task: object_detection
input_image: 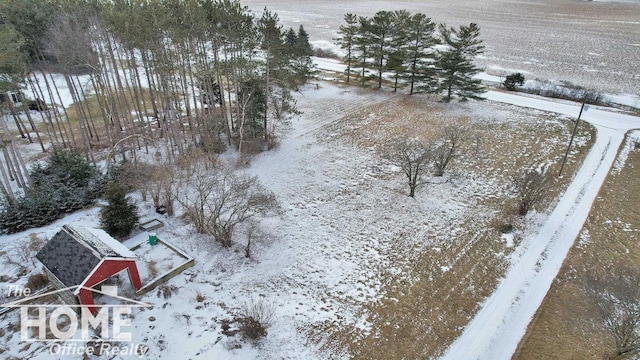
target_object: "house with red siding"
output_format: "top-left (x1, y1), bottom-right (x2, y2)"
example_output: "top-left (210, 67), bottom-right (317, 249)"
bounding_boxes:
top-left (36, 223), bottom-right (142, 313)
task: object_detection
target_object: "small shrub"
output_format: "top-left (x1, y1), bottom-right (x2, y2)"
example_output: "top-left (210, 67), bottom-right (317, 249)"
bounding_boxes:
top-left (513, 167), bottom-right (550, 216)
top-left (220, 318), bottom-right (238, 337)
top-left (195, 290), bottom-right (205, 303)
top-left (25, 273), bottom-right (49, 291)
top-left (314, 47), bottom-right (340, 59)
top-left (503, 73), bottom-right (525, 91)
top-left (147, 260), bottom-right (158, 278)
top-left (156, 284), bottom-right (177, 299)
top-left (197, 137), bottom-right (227, 155)
top-left (238, 297), bottom-right (275, 341)
top-left (238, 316), bottom-right (267, 340)
top-left (100, 182), bottom-right (139, 239)
top-left (28, 233), bottom-right (44, 252)
top-left (25, 98), bottom-right (47, 111)
top-left (499, 224), bottom-right (514, 234)
top-left (520, 79), bottom-right (606, 105)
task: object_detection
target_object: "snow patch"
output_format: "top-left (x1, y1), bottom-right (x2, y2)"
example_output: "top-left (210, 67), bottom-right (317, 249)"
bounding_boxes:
top-left (612, 130), bottom-right (640, 174)
top-left (501, 233), bottom-right (515, 248)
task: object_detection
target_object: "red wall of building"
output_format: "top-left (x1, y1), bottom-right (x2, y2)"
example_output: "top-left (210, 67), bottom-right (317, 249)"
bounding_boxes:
top-left (78, 259), bottom-right (142, 314)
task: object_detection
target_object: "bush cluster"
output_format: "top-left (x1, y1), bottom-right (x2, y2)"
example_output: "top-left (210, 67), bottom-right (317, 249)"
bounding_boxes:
top-left (0, 150), bottom-right (105, 233)
top-left (25, 273), bottom-right (49, 291)
top-left (520, 79), bottom-right (606, 105)
top-left (238, 297), bottom-right (274, 341)
top-left (503, 73), bottom-right (525, 91)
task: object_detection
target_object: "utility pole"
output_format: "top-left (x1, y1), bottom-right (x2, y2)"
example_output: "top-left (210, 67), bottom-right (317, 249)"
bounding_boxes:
top-left (558, 99), bottom-right (587, 177)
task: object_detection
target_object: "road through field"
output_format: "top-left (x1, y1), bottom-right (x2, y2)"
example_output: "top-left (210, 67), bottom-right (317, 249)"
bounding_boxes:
top-left (440, 91), bottom-right (640, 360)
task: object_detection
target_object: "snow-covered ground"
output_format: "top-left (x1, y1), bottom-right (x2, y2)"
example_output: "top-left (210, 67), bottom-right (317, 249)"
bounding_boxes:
top-left (440, 91), bottom-right (640, 360)
top-left (1, 1), bottom-right (639, 356)
top-left (0, 83), bottom-right (433, 359)
top-left (1, 80), bottom-right (637, 359)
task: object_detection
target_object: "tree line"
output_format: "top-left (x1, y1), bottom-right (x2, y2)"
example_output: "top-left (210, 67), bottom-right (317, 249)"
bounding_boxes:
top-left (0, 0), bottom-right (315, 202)
top-left (336, 10), bottom-right (485, 101)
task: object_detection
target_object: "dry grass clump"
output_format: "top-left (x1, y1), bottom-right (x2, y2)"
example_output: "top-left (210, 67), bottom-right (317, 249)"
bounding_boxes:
top-left (25, 273), bottom-right (49, 291)
top-left (238, 297), bottom-right (275, 341)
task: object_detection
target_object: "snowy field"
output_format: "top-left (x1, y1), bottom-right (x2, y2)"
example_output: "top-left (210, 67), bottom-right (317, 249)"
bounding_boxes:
top-left (242, 0), bottom-right (640, 96)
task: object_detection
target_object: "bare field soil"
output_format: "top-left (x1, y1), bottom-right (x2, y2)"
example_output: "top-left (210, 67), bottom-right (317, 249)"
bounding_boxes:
top-left (514, 132), bottom-right (640, 360)
top-left (242, 0), bottom-right (640, 95)
top-left (308, 92), bottom-right (595, 358)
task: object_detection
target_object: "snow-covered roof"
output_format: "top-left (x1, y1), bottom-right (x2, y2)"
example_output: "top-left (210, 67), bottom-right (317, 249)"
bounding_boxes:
top-left (63, 223), bottom-right (136, 258)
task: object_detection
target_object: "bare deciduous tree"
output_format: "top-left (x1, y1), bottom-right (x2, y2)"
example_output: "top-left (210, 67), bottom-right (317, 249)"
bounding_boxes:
top-left (244, 221), bottom-right (264, 259)
top-left (583, 265), bottom-right (640, 360)
top-left (432, 124), bottom-right (468, 176)
top-left (174, 162), bottom-right (278, 248)
top-left (116, 161), bottom-right (175, 216)
top-left (513, 166), bottom-right (550, 216)
top-left (385, 138), bottom-right (432, 198)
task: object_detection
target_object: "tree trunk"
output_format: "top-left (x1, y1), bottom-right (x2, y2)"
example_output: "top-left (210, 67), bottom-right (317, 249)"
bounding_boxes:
top-left (27, 76), bottom-right (58, 148)
top-left (0, 149), bottom-right (15, 203)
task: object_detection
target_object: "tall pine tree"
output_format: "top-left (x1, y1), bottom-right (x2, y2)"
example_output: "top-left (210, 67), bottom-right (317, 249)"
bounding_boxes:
top-left (403, 13), bottom-right (439, 95)
top-left (385, 10), bottom-right (410, 92)
top-left (435, 22), bottom-right (485, 102)
top-left (369, 11), bottom-right (395, 89)
top-left (336, 13), bottom-right (358, 84)
top-left (290, 25), bottom-right (315, 86)
top-left (258, 8), bottom-right (286, 143)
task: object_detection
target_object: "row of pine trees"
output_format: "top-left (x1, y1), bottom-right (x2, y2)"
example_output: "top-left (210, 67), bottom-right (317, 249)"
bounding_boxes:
top-left (336, 11), bottom-right (485, 101)
top-left (0, 0), bottom-right (315, 201)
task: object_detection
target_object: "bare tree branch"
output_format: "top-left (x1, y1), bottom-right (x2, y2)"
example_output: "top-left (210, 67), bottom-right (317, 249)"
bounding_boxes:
top-left (513, 165), bottom-right (551, 216)
top-left (583, 264), bottom-right (640, 360)
top-left (384, 137), bottom-right (432, 197)
top-left (432, 124), bottom-right (468, 177)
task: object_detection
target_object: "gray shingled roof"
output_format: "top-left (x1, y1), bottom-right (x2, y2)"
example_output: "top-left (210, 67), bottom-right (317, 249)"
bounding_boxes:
top-left (36, 229), bottom-right (101, 287)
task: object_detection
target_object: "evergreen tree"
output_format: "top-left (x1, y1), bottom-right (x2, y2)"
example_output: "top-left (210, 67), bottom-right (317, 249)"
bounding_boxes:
top-left (285, 28), bottom-right (297, 50)
top-left (0, 0), bottom-right (56, 65)
top-left (403, 13), bottom-right (439, 94)
top-left (336, 13), bottom-right (359, 84)
top-left (257, 8), bottom-right (299, 146)
top-left (354, 16), bottom-right (372, 87)
top-left (385, 10), bottom-right (410, 92)
top-left (100, 182), bottom-right (139, 239)
top-left (370, 11), bottom-right (395, 89)
top-left (504, 72), bottom-right (525, 91)
top-left (295, 25), bottom-right (313, 56)
top-left (290, 25), bottom-right (316, 86)
top-left (435, 23), bottom-right (485, 102)
top-left (0, 24), bottom-right (27, 92)
top-left (258, 8), bottom-right (287, 143)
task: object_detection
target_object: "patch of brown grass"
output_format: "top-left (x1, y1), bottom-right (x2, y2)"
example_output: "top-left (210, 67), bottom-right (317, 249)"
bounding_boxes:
top-left (515, 133), bottom-right (640, 360)
top-left (316, 93), bottom-right (595, 358)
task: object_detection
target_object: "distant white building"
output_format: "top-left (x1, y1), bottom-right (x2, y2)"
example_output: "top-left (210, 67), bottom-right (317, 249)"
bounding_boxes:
top-left (0, 91), bottom-right (23, 108)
